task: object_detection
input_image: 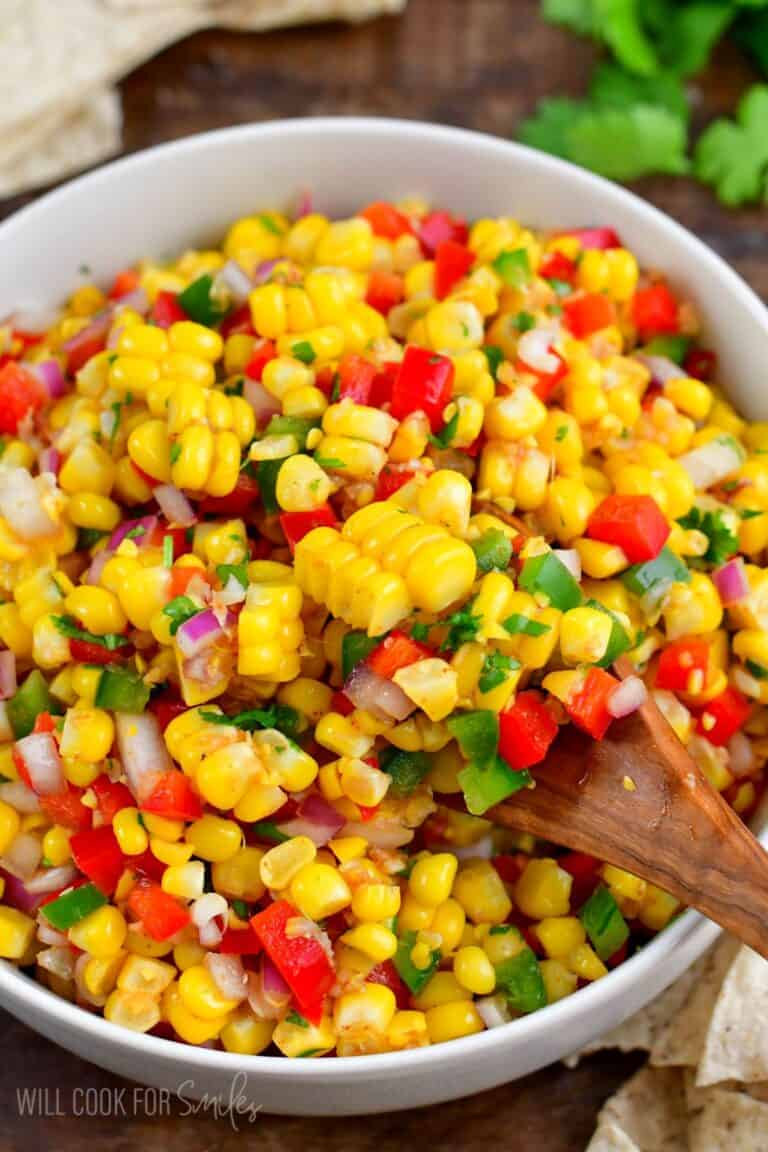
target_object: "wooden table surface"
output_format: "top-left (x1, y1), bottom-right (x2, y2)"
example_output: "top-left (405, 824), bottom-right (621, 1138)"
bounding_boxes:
top-left (0, 1), bottom-right (763, 1147)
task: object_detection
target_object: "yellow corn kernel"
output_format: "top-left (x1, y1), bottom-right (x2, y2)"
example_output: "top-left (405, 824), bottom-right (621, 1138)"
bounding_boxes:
top-left (162, 982), bottom-right (230, 1044)
top-left (315, 218), bottom-right (374, 271)
top-left (397, 893), bottom-right (435, 934)
top-left (484, 386), bottom-right (548, 441)
top-left (186, 815), bottom-right (243, 863)
top-left (351, 882), bottom-right (402, 922)
top-left (559, 605), bottom-right (614, 666)
top-left (67, 493), bottom-right (121, 532)
top-left (221, 1010), bottom-right (275, 1055)
top-left (335, 982), bottom-right (397, 1042)
top-left (59, 707), bottom-right (115, 763)
top-left (276, 454), bottom-right (332, 512)
top-left (113, 807), bottom-right (149, 856)
top-left (387, 1009), bottom-right (429, 1050)
top-left (0, 603), bottom-right (33, 658)
top-left (662, 572), bottom-right (723, 640)
top-left (33, 615), bottom-right (71, 670)
top-left (260, 836), bottom-right (317, 890)
top-left (0, 907), bottom-right (36, 959)
top-left (322, 401), bottom-right (398, 448)
top-left (541, 478), bottom-right (596, 544)
top-left (315, 713), bottom-right (374, 758)
top-left (127, 419), bottom-right (172, 483)
top-left (453, 861), bottom-right (511, 925)
top-left (41, 823), bottom-right (71, 867)
top-left (515, 858), bottom-right (573, 920)
top-left (408, 853), bottom-right (459, 908)
top-left (117, 954), bottom-right (176, 997)
top-left (342, 922), bottom-right (398, 963)
top-left (392, 657), bottom-right (459, 722)
top-left (638, 883), bottom-right (681, 932)
top-left (664, 377), bottom-right (712, 421)
top-left (0, 800), bottom-right (21, 855)
top-left (427, 898), bottom-right (465, 955)
top-left (161, 861), bottom-right (205, 900)
top-left (575, 538), bottom-right (629, 579)
top-left (534, 916), bottom-right (586, 959)
top-left (602, 864), bottom-right (647, 904)
top-left (150, 838), bottom-right (193, 867)
top-left (453, 945), bottom-right (496, 995)
top-left (171, 424), bottom-right (214, 491)
top-left (117, 324), bottom-right (168, 361)
top-left (143, 813), bottom-right (184, 842)
top-left (109, 357), bottom-right (160, 395)
top-left (69, 906), bottom-right (127, 959)
top-left (234, 783), bottom-right (287, 823)
top-left (196, 741), bottom-right (260, 811)
top-left (338, 757), bottom-right (391, 808)
top-left (540, 959), bottom-right (578, 1003)
top-left (168, 321), bottom-right (222, 363)
top-left (425, 1001), bottom-right (484, 1044)
top-left (104, 988), bottom-right (161, 1033)
top-left (178, 964), bottom-right (242, 1020)
top-left (289, 861), bottom-right (352, 920)
top-left (272, 1011), bottom-right (336, 1059)
top-left (59, 440), bottom-right (115, 497)
top-left (81, 953), bottom-right (125, 999)
top-left (567, 943), bottom-right (608, 981)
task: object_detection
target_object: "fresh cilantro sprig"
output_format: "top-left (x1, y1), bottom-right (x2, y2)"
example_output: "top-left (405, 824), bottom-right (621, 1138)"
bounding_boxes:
top-left (479, 651), bottom-right (520, 694)
top-left (440, 602), bottom-right (483, 652)
top-left (677, 506), bottom-right (739, 567)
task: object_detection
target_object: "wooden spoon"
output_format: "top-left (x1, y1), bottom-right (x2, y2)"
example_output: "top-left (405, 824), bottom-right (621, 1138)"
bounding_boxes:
top-left (441, 658), bottom-right (768, 959)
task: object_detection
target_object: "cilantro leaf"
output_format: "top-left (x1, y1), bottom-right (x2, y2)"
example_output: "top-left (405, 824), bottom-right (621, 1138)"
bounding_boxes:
top-left (656, 2), bottom-right (736, 78)
top-left (677, 506), bottom-right (739, 567)
top-left (479, 651), bottom-right (520, 694)
top-left (440, 602), bottom-right (483, 652)
top-left (410, 621), bottom-right (431, 642)
top-left (695, 85), bottom-right (768, 206)
top-left (161, 595), bottom-right (200, 636)
top-left (217, 562), bottom-right (249, 589)
top-left (566, 104), bottom-right (689, 180)
top-left (591, 0), bottom-right (659, 78)
top-left (428, 409), bottom-right (459, 450)
top-left (519, 98), bottom-right (584, 159)
top-left (542, 0), bottom-right (595, 35)
top-left (200, 704), bottom-right (301, 738)
top-left (734, 8), bottom-right (768, 80)
top-left (483, 345), bottom-right (505, 379)
top-left (589, 60), bottom-right (689, 121)
top-left (52, 616), bottom-right (130, 652)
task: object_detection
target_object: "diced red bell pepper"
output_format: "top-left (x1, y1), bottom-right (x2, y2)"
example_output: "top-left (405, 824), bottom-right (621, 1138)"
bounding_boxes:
top-left (152, 291), bottom-right (187, 329)
top-left (68, 636), bottom-right (129, 665)
top-left (148, 690), bottom-right (188, 734)
top-left (563, 292), bottom-right (616, 338)
top-left (108, 269), bottom-right (141, 300)
top-left (684, 347), bottom-right (717, 382)
top-left (374, 466), bottom-right (417, 501)
top-left (357, 803), bottom-right (379, 822)
top-left (498, 691), bottom-right (559, 771)
top-left (244, 338), bottom-right (277, 382)
top-left (560, 227), bottom-right (621, 251)
top-left (336, 353), bottom-right (377, 404)
top-left (539, 250), bottom-right (577, 283)
top-left (0, 363), bottom-right (46, 434)
top-left (418, 211), bottom-right (468, 256)
top-left (331, 690), bottom-right (354, 716)
top-left (197, 471), bottom-right (259, 517)
top-left (280, 506), bottom-right (338, 553)
top-left (632, 284), bottom-right (679, 337)
top-left (128, 881), bottom-right (190, 940)
top-left (390, 346), bottom-right (454, 432)
top-left (12, 328), bottom-right (45, 350)
top-left (365, 270), bottom-right (405, 316)
top-left (366, 959), bottom-right (410, 1009)
top-left (129, 849), bottom-right (166, 884)
top-left (564, 668), bottom-right (619, 740)
top-left (366, 630), bottom-right (432, 679)
top-left (369, 361), bottom-right (400, 408)
top-left (491, 853), bottom-right (528, 885)
top-left (558, 852), bottom-right (600, 905)
top-left (516, 346), bottom-right (568, 402)
top-left (695, 687), bottom-right (751, 747)
top-left (359, 201), bottom-right (413, 239)
top-left (251, 899), bottom-right (335, 1024)
top-left (656, 639), bottom-right (711, 694)
top-left (147, 522), bottom-right (189, 559)
top-left (39, 785), bottom-right (92, 832)
top-left (219, 925), bottom-right (263, 955)
top-left (587, 494), bottom-right (669, 564)
top-left (434, 240), bottom-right (475, 300)
top-left (167, 565), bottom-right (201, 600)
top-left (92, 775), bottom-right (134, 823)
top-left (140, 771), bottom-right (203, 822)
top-left (32, 712), bottom-right (57, 735)
top-left (66, 332), bottom-right (108, 377)
top-left (70, 825), bottom-right (126, 895)
top-left (220, 303), bottom-right (255, 339)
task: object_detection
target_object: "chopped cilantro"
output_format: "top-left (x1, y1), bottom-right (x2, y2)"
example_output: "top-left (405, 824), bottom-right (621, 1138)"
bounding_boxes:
top-left (428, 409), bottom-right (459, 450)
top-left (258, 213), bottom-right (283, 235)
top-left (217, 562), bottom-right (249, 589)
top-left (555, 424), bottom-right (569, 442)
top-left (479, 651), bottom-right (520, 694)
top-left (161, 596), bottom-right (200, 636)
top-left (513, 311), bottom-right (536, 333)
top-left (231, 899), bottom-right (250, 919)
top-left (125, 525), bottom-right (146, 540)
top-left (52, 616), bottom-right (130, 651)
top-left (483, 345), bottom-right (504, 379)
top-left (285, 1009), bottom-right (309, 1028)
top-left (410, 620), bottom-right (431, 642)
top-left (169, 442), bottom-right (182, 465)
top-left (502, 614), bottom-right (551, 638)
top-left (200, 703), bottom-right (301, 738)
top-left (440, 601), bottom-right (483, 652)
top-left (292, 340), bottom-right (316, 365)
top-left (746, 660), bottom-right (768, 682)
top-left (330, 372), bottom-right (341, 402)
top-left (741, 509), bottom-right (764, 521)
top-left (547, 277), bottom-right (573, 298)
top-left (677, 507), bottom-right (738, 567)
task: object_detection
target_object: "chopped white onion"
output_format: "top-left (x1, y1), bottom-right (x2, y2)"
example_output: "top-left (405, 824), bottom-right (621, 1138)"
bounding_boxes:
top-left (115, 712), bottom-right (172, 801)
top-left (450, 834), bottom-right (495, 861)
top-left (0, 467), bottom-right (56, 539)
top-left (191, 893), bottom-right (227, 930)
top-left (553, 548), bottom-right (582, 582)
top-left (243, 378), bottom-right (281, 426)
top-left (26, 864), bottom-right (78, 894)
top-left (634, 353), bottom-right (682, 385)
top-left (36, 918), bottom-right (69, 947)
top-left (205, 953), bottom-right (248, 1003)
top-left (607, 675), bottom-right (648, 719)
top-left (2, 832), bottom-right (42, 879)
top-left (212, 260), bottom-right (253, 305)
top-left (0, 779), bottom-right (40, 813)
top-left (344, 662), bottom-right (414, 722)
top-left (342, 819), bottom-right (415, 848)
top-left (155, 484), bottom-right (196, 528)
top-left (15, 732), bottom-right (64, 795)
top-left (37, 946), bottom-right (76, 982)
top-left (475, 994), bottom-right (512, 1030)
top-left (679, 435), bottom-right (746, 491)
top-left (517, 327), bottom-right (561, 375)
top-left (728, 730), bottom-right (755, 779)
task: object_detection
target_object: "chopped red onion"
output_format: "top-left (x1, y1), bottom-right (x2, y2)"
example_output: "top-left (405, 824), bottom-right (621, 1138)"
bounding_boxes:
top-left (0, 867), bottom-right (45, 913)
top-left (154, 483), bottom-right (196, 528)
top-left (634, 353), bottom-right (682, 386)
top-left (38, 446), bottom-right (61, 476)
top-left (15, 732), bottom-right (64, 795)
top-left (115, 712), bottom-right (172, 800)
top-left (176, 609), bottom-right (225, 659)
top-left (205, 953), bottom-right (248, 1003)
top-left (243, 377), bottom-right (281, 426)
top-left (277, 793), bottom-right (345, 847)
top-left (728, 731), bottom-right (755, 779)
top-left (0, 779), bottom-right (40, 813)
top-left (344, 663), bottom-right (414, 722)
top-left (112, 288), bottom-right (149, 316)
top-left (296, 189), bottom-right (313, 218)
top-left (84, 549), bottom-right (110, 586)
top-left (61, 311), bottom-right (111, 357)
top-left (107, 515), bottom-right (158, 552)
top-left (0, 650), bottom-right (16, 701)
top-left (26, 864), bottom-right (78, 894)
top-left (553, 549), bottom-right (582, 582)
top-left (252, 259), bottom-right (280, 285)
top-left (518, 327), bottom-right (561, 375)
top-left (23, 359), bottom-right (66, 399)
top-left (2, 831), bottom-right (42, 879)
top-left (475, 994), bottom-right (511, 1030)
top-left (713, 557), bottom-right (749, 605)
top-left (0, 467), bottom-right (56, 539)
top-left (212, 260), bottom-right (253, 305)
top-left (262, 958), bottom-right (292, 1011)
top-left (607, 675), bottom-right (648, 719)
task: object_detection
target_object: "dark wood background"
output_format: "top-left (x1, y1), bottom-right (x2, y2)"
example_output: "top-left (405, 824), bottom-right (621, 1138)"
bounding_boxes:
top-left (0, 1), bottom-right (763, 1147)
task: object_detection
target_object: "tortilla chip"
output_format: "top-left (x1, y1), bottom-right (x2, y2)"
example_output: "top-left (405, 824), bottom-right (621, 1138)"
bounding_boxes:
top-left (587, 1122), bottom-right (640, 1152)
top-left (696, 946), bottom-right (768, 1087)
top-left (0, 89), bottom-right (121, 197)
top-left (566, 955), bottom-right (708, 1065)
top-left (687, 1088), bottom-right (768, 1151)
top-left (594, 1066), bottom-right (688, 1152)
top-left (651, 936), bottom-right (740, 1068)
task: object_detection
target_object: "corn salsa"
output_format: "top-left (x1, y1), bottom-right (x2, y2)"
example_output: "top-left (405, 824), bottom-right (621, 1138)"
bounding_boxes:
top-left (0, 198), bottom-right (764, 1056)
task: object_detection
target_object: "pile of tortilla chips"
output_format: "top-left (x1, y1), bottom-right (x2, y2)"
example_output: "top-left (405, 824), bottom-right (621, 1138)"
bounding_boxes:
top-left (0, 0), bottom-right (405, 198)
top-left (582, 938), bottom-right (768, 1150)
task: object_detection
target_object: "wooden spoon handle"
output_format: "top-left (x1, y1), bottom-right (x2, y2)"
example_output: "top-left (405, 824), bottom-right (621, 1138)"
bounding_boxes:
top-left (487, 697), bottom-right (768, 958)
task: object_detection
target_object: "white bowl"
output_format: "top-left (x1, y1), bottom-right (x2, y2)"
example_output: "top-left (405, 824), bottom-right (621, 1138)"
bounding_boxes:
top-left (0, 118), bottom-right (766, 1116)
